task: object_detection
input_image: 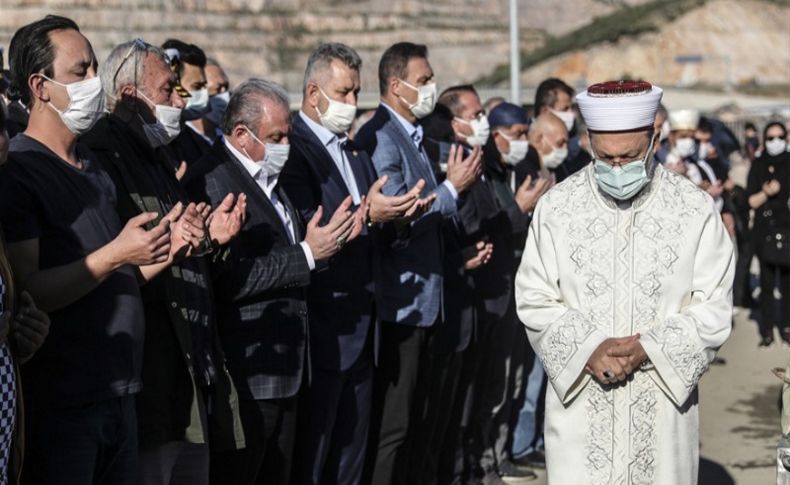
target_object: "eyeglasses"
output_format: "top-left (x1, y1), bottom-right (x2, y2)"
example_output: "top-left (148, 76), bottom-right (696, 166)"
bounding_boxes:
top-left (111, 38), bottom-right (148, 92)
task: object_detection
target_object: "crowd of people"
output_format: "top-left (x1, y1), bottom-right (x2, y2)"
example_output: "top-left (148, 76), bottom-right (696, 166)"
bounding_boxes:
top-left (0, 13), bottom-right (786, 485)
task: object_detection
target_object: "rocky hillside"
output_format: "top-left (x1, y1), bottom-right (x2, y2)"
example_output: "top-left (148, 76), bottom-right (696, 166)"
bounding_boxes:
top-left (0, 0), bottom-right (786, 96)
top-left (0, 0), bottom-right (540, 92)
top-left (488, 0), bottom-right (790, 95)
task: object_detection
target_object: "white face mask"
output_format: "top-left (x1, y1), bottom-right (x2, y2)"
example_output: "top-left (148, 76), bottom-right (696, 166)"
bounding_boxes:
top-left (182, 87), bottom-right (210, 121)
top-left (316, 87), bottom-right (357, 135)
top-left (244, 126), bottom-right (290, 178)
top-left (42, 75), bottom-right (105, 135)
top-left (541, 140), bottom-right (568, 169)
top-left (549, 107), bottom-right (575, 133)
top-left (205, 91), bottom-right (230, 127)
top-left (765, 137), bottom-right (788, 156)
top-left (674, 137), bottom-right (696, 158)
top-left (592, 136), bottom-right (655, 201)
top-left (399, 80), bottom-right (437, 119)
top-left (497, 130), bottom-right (529, 166)
top-left (137, 89), bottom-right (182, 148)
top-left (456, 116), bottom-right (490, 147)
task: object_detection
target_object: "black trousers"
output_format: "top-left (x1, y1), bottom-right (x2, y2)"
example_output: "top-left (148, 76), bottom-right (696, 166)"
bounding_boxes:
top-left (758, 258), bottom-right (790, 338)
top-left (468, 306), bottom-right (518, 475)
top-left (733, 238), bottom-right (755, 307)
top-left (137, 441), bottom-right (209, 485)
top-left (367, 322), bottom-right (435, 485)
top-left (22, 395), bottom-right (138, 485)
top-left (209, 397), bottom-right (297, 485)
top-left (297, 358), bottom-right (373, 485)
top-left (437, 337), bottom-right (481, 485)
top-left (407, 346), bottom-right (464, 485)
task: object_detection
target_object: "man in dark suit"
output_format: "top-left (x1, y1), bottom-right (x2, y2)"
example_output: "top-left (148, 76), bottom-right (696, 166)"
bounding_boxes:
top-left (185, 78), bottom-right (363, 485)
top-left (439, 88), bottom-right (542, 484)
top-left (280, 43), bottom-right (433, 485)
top-left (354, 42), bottom-right (481, 485)
top-left (161, 39), bottom-right (213, 178)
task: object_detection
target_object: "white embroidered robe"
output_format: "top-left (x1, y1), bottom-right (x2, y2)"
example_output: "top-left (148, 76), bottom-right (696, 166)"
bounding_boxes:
top-left (515, 164), bottom-right (734, 485)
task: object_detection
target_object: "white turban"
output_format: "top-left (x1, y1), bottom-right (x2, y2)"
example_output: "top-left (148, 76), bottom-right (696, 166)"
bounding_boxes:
top-left (668, 109), bottom-right (700, 131)
top-left (576, 81), bottom-right (663, 132)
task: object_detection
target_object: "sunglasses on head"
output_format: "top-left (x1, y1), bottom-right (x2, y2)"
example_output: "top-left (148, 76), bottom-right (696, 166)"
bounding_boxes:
top-left (111, 38), bottom-right (148, 92)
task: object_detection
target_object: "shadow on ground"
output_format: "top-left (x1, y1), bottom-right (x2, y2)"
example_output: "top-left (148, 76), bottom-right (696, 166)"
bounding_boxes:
top-left (699, 457), bottom-right (735, 485)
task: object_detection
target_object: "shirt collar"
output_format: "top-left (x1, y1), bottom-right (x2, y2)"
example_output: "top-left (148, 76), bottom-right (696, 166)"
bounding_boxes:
top-left (186, 120), bottom-right (214, 145)
top-left (382, 102), bottom-right (422, 144)
top-left (224, 138), bottom-right (278, 194)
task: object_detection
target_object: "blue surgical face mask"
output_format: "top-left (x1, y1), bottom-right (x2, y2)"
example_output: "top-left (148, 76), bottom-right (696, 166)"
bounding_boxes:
top-left (592, 135), bottom-right (655, 201)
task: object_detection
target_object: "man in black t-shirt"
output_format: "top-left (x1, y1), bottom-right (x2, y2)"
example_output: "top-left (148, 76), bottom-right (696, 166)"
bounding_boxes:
top-left (0, 16), bottom-right (181, 485)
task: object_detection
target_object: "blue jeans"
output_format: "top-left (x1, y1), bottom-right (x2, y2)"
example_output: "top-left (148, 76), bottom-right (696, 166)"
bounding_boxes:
top-left (511, 357), bottom-right (545, 459)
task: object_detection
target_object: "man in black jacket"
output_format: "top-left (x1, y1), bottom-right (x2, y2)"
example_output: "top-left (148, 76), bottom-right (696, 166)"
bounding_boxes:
top-left (85, 38), bottom-right (247, 485)
top-left (186, 78), bottom-right (364, 485)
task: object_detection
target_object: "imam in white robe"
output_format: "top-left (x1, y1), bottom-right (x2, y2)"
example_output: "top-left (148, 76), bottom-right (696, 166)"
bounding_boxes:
top-left (515, 163), bottom-right (734, 485)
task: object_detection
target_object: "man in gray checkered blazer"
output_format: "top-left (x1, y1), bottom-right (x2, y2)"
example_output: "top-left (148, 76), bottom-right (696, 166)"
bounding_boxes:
top-left (184, 79), bottom-right (364, 485)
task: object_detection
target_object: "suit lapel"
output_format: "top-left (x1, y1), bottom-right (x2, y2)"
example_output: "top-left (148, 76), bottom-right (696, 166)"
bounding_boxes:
top-left (380, 107), bottom-right (437, 188)
top-left (293, 115), bottom-right (354, 197)
top-left (277, 187), bottom-right (303, 242)
top-left (221, 145), bottom-right (291, 243)
top-left (344, 142), bottom-right (375, 193)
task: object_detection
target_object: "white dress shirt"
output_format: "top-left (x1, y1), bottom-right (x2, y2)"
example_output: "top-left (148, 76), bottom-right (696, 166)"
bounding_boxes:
top-left (381, 102), bottom-right (458, 200)
top-left (298, 111), bottom-right (362, 204)
top-left (224, 138), bottom-right (315, 270)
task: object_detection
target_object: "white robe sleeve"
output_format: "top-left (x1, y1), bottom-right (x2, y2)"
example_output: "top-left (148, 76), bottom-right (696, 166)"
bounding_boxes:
top-left (640, 200), bottom-right (735, 407)
top-left (515, 200), bottom-right (608, 404)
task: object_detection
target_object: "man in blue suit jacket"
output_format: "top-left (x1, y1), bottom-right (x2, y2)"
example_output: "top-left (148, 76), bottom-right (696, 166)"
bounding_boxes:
top-left (280, 43), bottom-right (433, 485)
top-left (184, 79), bottom-right (363, 485)
top-left (354, 42), bottom-right (481, 485)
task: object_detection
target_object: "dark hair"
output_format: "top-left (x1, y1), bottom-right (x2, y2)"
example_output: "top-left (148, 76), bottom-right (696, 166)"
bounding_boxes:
top-left (378, 42), bottom-right (428, 96)
top-left (763, 121), bottom-right (787, 141)
top-left (744, 121), bottom-right (757, 132)
top-left (438, 85), bottom-right (478, 118)
top-left (697, 117), bottom-right (713, 134)
top-left (8, 15), bottom-right (80, 105)
top-left (161, 39), bottom-right (207, 76)
top-left (534, 77), bottom-right (574, 113)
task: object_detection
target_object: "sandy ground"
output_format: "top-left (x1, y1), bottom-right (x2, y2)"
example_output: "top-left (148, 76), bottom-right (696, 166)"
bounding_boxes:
top-left (698, 309), bottom-right (784, 485)
top-left (513, 309), bottom-right (784, 485)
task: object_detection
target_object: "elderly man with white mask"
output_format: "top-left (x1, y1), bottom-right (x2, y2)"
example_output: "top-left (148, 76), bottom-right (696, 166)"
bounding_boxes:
top-left (515, 80), bottom-right (734, 485)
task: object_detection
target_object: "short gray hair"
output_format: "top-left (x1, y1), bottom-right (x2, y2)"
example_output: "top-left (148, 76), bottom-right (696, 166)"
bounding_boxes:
top-left (222, 78), bottom-right (289, 135)
top-left (99, 39), bottom-right (168, 111)
top-left (206, 57), bottom-right (222, 68)
top-left (302, 42), bottom-right (362, 95)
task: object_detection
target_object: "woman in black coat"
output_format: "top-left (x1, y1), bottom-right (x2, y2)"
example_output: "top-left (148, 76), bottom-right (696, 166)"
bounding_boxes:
top-left (747, 121), bottom-right (790, 347)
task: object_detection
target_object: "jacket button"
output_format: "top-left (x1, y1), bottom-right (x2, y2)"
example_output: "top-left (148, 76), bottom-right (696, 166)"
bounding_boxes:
top-left (171, 302), bottom-right (178, 308)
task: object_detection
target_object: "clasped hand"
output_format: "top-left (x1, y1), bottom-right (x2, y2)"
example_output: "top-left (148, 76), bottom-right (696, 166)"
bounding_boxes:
top-left (585, 334), bottom-right (648, 385)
